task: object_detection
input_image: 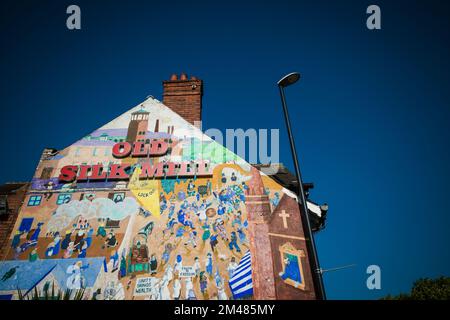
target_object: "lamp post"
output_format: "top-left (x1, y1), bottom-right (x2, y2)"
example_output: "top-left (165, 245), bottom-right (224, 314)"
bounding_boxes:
top-left (277, 72), bottom-right (327, 300)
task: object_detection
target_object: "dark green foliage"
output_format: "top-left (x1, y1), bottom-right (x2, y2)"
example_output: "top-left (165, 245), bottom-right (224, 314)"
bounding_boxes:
top-left (382, 276), bottom-right (450, 300)
top-left (16, 281), bottom-right (87, 300)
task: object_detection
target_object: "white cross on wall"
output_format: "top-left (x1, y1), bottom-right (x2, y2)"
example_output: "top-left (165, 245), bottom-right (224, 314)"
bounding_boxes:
top-left (279, 210), bottom-right (290, 229)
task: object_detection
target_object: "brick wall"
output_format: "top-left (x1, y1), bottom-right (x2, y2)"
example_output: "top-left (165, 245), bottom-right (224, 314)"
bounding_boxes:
top-left (162, 73), bottom-right (203, 125)
top-left (0, 183), bottom-right (29, 260)
top-left (269, 194), bottom-right (316, 299)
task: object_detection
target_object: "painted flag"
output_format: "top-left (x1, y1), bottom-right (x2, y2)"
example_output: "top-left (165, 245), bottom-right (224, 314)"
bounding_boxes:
top-left (128, 167), bottom-right (161, 218)
top-left (229, 250), bottom-right (253, 299)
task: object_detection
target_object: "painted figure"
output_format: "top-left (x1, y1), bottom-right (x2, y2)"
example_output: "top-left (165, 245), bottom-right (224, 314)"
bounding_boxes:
top-left (237, 227), bottom-right (248, 245)
top-left (227, 257), bottom-right (238, 278)
top-left (163, 264), bottom-right (173, 282)
top-left (271, 192), bottom-right (280, 208)
top-left (120, 251), bottom-right (127, 278)
top-left (234, 211), bottom-right (242, 223)
top-left (201, 223), bottom-right (211, 242)
top-left (110, 249), bottom-right (119, 271)
top-left (209, 234), bottom-right (219, 252)
top-left (175, 225), bottom-right (186, 240)
top-left (185, 278), bottom-right (196, 300)
top-left (150, 254), bottom-right (158, 274)
top-left (177, 190), bottom-right (186, 201)
top-left (205, 252), bottom-right (213, 277)
top-left (11, 231), bottom-right (21, 250)
top-left (105, 230), bottom-right (118, 248)
top-left (52, 232), bottom-right (62, 256)
top-left (199, 271), bottom-right (208, 295)
top-left (193, 257), bottom-right (201, 277)
top-left (216, 279), bottom-right (228, 300)
top-left (29, 222), bottom-right (44, 242)
top-left (74, 230), bottom-right (85, 248)
top-left (184, 230), bottom-right (197, 249)
top-left (45, 241), bottom-right (55, 257)
top-left (64, 242), bottom-right (75, 258)
top-left (198, 202), bottom-right (207, 222)
top-left (78, 240), bottom-right (88, 258)
top-left (29, 248), bottom-right (38, 262)
top-left (160, 278), bottom-right (171, 300)
top-left (168, 204), bottom-right (175, 220)
top-left (85, 228), bottom-right (94, 248)
top-left (228, 231), bottom-right (241, 253)
top-left (66, 261), bottom-right (89, 290)
top-left (164, 218), bottom-right (178, 236)
top-left (162, 243), bottom-right (173, 264)
top-left (217, 203), bottom-right (226, 216)
top-left (173, 278), bottom-right (181, 300)
top-left (96, 220), bottom-right (107, 237)
top-left (61, 230), bottom-right (72, 250)
top-left (279, 255), bottom-right (302, 287)
top-left (187, 180), bottom-right (196, 197)
top-left (148, 279), bottom-right (161, 300)
top-left (215, 219), bottom-right (228, 241)
top-left (174, 254), bottom-right (183, 275)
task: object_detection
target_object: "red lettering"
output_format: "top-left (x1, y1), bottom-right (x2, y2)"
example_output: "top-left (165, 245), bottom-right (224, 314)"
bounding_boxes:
top-left (77, 165), bottom-right (91, 181)
top-left (58, 165), bottom-right (78, 182)
top-left (150, 140), bottom-right (168, 156)
top-left (112, 142), bottom-right (132, 158)
top-left (108, 164), bottom-right (130, 180)
top-left (90, 164), bottom-right (107, 180)
top-left (140, 162), bottom-right (165, 179)
top-left (132, 141), bottom-right (149, 157)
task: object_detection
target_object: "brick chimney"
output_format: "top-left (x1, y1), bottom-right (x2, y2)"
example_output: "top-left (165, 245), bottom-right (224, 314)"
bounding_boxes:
top-left (162, 73), bottom-right (203, 125)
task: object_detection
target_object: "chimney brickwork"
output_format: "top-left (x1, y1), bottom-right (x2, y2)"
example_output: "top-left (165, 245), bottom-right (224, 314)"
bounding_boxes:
top-left (162, 73), bottom-right (203, 125)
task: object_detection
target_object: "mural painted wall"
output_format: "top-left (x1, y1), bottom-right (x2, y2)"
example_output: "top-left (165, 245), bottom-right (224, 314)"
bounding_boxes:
top-left (0, 97), bottom-right (314, 300)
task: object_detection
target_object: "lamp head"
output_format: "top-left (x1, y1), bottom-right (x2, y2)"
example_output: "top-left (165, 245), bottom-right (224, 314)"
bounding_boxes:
top-left (320, 203), bottom-right (329, 213)
top-left (277, 72), bottom-right (301, 88)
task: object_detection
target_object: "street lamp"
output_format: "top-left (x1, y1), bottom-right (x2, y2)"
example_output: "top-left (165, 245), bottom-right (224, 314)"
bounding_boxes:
top-left (277, 72), bottom-right (327, 300)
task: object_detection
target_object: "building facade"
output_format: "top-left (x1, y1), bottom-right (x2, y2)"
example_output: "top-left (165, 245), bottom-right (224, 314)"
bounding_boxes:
top-left (0, 74), bottom-right (323, 300)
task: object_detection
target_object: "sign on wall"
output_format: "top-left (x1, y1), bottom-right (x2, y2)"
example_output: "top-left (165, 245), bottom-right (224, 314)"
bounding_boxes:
top-left (179, 266), bottom-right (196, 278)
top-left (133, 277), bottom-right (159, 296)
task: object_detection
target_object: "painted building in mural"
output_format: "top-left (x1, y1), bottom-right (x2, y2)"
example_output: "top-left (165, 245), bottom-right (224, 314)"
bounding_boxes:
top-left (0, 74), bottom-right (326, 300)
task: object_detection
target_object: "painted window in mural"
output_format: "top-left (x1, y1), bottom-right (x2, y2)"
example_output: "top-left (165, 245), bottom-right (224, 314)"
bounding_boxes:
top-left (279, 242), bottom-right (306, 290)
top-left (27, 195), bottom-right (42, 206)
top-left (80, 193), bottom-right (96, 201)
top-left (110, 192), bottom-right (125, 203)
top-left (56, 193), bottom-right (72, 205)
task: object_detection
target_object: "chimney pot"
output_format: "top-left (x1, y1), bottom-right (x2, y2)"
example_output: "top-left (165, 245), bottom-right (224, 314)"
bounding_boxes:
top-left (170, 74), bottom-right (178, 81)
top-left (180, 73), bottom-right (188, 80)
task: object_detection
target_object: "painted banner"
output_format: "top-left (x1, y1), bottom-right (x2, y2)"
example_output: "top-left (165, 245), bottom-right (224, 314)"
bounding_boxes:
top-left (179, 266), bottom-right (196, 278)
top-left (133, 277), bottom-right (159, 296)
top-left (129, 167), bottom-right (161, 218)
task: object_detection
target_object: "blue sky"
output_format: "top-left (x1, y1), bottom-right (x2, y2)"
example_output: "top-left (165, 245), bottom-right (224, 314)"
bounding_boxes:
top-left (1, 0), bottom-right (449, 299)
